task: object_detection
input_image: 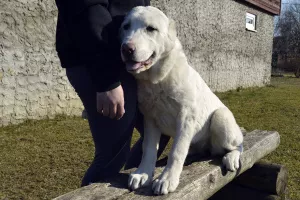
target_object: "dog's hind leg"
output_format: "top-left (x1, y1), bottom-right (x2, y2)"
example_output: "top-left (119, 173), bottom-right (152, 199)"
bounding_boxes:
top-left (210, 107), bottom-right (243, 171)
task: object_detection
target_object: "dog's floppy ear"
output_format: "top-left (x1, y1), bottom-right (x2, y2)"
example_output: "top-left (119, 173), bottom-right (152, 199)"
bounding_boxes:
top-left (168, 18), bottom-right (177, 41)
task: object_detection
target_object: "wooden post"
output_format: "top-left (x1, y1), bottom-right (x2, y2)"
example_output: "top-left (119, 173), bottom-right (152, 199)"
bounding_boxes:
top-left (233, 162), bottom-right (288, 196)
top-left (208, 184), bottom-right (283, 200)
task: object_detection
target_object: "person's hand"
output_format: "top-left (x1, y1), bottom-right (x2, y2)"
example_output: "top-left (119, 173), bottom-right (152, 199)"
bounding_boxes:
top-left (97, 85), bottom-right (125, 120)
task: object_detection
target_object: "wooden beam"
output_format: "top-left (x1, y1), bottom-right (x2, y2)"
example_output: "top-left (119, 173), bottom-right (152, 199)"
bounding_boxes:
top-left (245, 0), bottom-right (281, 15)
top-left (54, 130), bottom-right (280, 200)
top-left (233, 161), bottom-right (288, 195)
top-left (209, 184), bottom-right (283, 200)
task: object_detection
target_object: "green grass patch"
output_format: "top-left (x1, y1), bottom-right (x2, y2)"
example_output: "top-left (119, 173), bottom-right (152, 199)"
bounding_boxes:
top-left (0, 77), bottom-right (300, 199)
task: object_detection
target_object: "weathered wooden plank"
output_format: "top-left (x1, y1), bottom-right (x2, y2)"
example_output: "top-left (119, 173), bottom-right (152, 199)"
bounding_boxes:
top-left (54, 130), bottom-right (280, 200)
top-left (53, 174), bottom-right (132, 200)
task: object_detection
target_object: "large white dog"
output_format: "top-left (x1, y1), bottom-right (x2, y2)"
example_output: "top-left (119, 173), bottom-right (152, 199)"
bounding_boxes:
top-left (120, 6), bottom-right (243, 195)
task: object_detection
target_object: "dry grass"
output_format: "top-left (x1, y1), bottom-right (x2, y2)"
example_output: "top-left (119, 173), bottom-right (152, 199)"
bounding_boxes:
top-left (0, 116), bottom-right (93, 200)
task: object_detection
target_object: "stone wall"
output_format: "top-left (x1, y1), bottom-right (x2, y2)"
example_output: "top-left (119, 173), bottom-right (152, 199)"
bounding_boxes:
top-left (152, 0), bottom-right (274, 91)
top-left (0, 0), bottom-right (83, 126)
top-left (0, 0), bottom-right (274, 126)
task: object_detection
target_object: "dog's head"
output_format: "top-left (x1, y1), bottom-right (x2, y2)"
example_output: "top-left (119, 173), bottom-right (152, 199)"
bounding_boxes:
top-left (120, 6), bottom-right (177, 74)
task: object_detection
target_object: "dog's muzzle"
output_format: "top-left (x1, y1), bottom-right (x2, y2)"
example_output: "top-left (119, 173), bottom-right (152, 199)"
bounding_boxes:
top-left (121, 42), bottom-right (135, 60)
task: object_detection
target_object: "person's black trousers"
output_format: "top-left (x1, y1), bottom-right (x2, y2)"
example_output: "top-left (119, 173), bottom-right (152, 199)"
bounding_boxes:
top-left (66, 66), bottom-right (169, 186)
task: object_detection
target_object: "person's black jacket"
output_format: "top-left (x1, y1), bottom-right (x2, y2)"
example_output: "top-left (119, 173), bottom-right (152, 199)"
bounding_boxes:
top-left (55, 0), bottom-right (150, 92)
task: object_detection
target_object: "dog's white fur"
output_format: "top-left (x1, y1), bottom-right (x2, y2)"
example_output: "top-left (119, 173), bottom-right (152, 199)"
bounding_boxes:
top-left (120, 6), bottom-right (243, 195)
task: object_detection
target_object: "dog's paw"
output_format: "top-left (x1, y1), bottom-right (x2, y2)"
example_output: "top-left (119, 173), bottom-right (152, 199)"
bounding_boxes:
top-left (152, 171), bottom-right (179, 195)
top-left (128, 171), bottom-right (152, 190)
top-left (222, 150), bottom-right (240, 171)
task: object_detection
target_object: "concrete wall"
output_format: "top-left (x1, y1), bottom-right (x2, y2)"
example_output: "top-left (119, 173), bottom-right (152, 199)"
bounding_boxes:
top-left (0, 0), bottom-right (274, 126)
top-left (0, 0), bottom-right (83, 126)
top-left (152, 0), bottom-right (274, 91)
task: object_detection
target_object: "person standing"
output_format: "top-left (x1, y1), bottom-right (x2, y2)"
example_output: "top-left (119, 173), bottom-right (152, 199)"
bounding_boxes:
top-left (54, 0), bottom-right (169, 186)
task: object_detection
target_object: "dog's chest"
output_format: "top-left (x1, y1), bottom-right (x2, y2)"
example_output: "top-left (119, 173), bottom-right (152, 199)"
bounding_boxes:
top-left (137, 82), bottom-right (179, 135)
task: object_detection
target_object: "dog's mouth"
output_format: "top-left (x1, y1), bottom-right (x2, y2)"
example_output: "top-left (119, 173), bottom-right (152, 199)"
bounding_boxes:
top-left (125, 52), bottom-right (156, 73)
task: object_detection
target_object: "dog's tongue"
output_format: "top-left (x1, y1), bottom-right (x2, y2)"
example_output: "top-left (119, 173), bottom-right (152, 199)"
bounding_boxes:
top-left (126, 61), bottom-right (143, 71)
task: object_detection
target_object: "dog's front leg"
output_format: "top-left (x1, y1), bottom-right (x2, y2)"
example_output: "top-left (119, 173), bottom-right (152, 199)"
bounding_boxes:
top-left (152, 112), bottom-right (195, 195)
top-left (128, 118), bottom-right (161, 190)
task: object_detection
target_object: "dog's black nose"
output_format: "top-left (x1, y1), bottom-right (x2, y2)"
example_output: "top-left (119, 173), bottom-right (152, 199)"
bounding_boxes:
top-left (121, 43), bottom-right (135, 57)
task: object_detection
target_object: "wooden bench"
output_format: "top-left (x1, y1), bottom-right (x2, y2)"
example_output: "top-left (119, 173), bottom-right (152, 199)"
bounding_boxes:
top-left (54, 130), bottom-right (287, 200)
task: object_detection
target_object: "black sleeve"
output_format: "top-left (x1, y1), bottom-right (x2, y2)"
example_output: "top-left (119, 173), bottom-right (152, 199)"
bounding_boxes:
top-left (56, 0), bottom-right (122, 92)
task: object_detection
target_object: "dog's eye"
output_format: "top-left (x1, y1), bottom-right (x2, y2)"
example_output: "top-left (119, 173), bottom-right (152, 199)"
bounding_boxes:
top-left (123, 23), bottom-right (130, 30)
top-left (146, 26), bottom-right (157, 32)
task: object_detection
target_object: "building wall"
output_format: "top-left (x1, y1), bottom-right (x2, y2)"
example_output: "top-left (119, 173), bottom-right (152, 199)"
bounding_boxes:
top-left (0, 0), bottom-right (83, 126)
top-left (152, 0), bottom-right (274, 91)
top-left (0, 0), bottom-right (274, 126)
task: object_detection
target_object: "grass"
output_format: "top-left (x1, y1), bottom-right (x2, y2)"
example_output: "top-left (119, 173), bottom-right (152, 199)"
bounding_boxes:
top-left (0, 117), bottom-right (93, 200)
top-left (0, 76), bottom-right (300, 200)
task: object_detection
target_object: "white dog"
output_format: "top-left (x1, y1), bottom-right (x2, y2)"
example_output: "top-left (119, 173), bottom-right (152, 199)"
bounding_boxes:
top-left (120, 6), bottom-right (243, 195)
